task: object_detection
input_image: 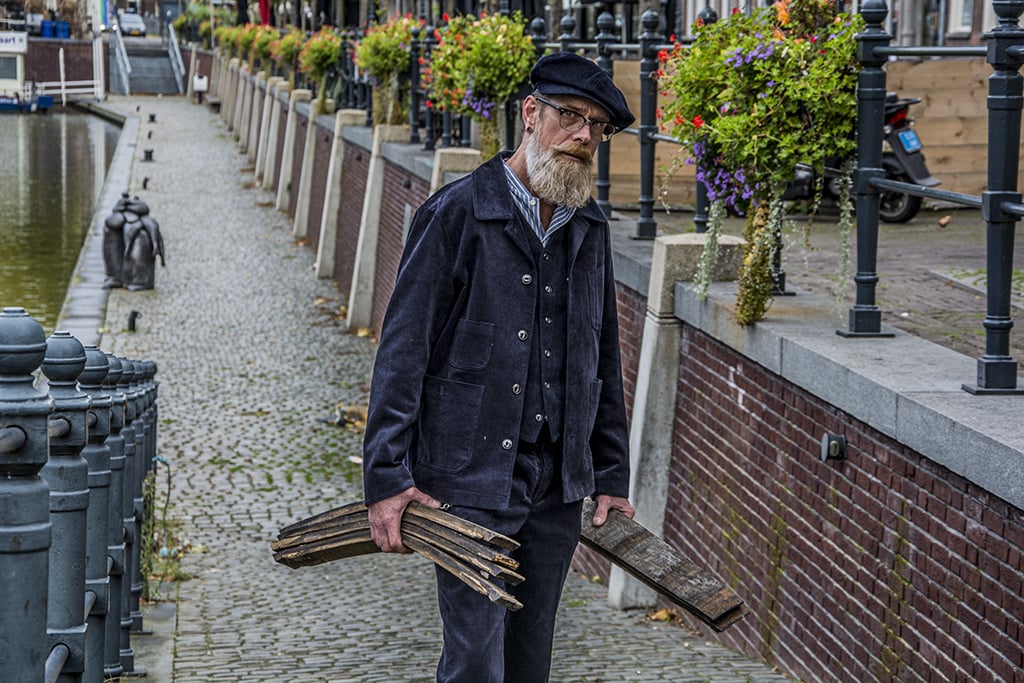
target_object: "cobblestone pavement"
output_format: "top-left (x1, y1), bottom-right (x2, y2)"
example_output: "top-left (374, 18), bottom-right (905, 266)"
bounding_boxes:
top-left (94, 95), bottom-right (794, 682)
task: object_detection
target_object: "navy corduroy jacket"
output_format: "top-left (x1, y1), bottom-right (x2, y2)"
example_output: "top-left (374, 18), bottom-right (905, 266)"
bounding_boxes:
top-left (362, 154), bottom-right (631, 511)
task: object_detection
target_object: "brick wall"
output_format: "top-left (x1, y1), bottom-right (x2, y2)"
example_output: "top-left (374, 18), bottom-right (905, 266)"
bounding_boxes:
top-left (304, 124), bottom-right (333, 253)
top-left (288, 114), bottom-right (308, 217)
top-left (331, 143), bottom-right (369, 292)
top-left (663, 324), bottom-right (1024, 683)
top-left (369, 163), bottom-right (430, 336)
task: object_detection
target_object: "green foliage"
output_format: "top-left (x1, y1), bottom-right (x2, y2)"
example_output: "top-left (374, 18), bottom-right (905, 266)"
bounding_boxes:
top-left (427, 12), bottom-right (534, 122)
top-left (659, 0), bottom-right (864, 324)
top-left (299, 28), bottom-right (342, 105)
top-left (250, 24), bottom-right (278, 70)
top-left (236, 23), bottom-right (260, 65)
top-left (355, 14), bottom-right (421, 83)
top-left (271, 27), bottom-right (306, 84)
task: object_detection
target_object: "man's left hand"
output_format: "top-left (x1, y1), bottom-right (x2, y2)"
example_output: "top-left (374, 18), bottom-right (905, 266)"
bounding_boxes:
top-left (592, 494), bottom-right (634, 526)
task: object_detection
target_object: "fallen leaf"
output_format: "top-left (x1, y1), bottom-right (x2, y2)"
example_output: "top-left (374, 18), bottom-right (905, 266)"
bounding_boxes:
top-left (356, 327), bottom-right (372, 337)
top-left (938, 215), bottom-right (952, 228)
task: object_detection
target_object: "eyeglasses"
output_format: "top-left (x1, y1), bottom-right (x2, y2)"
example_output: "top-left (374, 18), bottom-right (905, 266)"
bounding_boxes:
top-left (533, 95), bottom-right (620, 141)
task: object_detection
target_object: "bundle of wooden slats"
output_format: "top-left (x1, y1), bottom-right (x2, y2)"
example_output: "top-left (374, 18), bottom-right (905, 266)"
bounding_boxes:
top-left (272, 501), bottom-right (525, 610)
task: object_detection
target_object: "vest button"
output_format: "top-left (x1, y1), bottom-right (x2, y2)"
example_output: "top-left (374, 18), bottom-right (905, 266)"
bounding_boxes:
top-left (512, 383), bottom-right (522, 395)
top-left (502, 439), bottom-right (513, 450)
top-left (521, 274), bottom-right (533, 285)
top-left (543, 349), bottom-right (552, 358)
top-left (534, 413), bottom-right (544, 422)
top-left (544, 285), bottom-right (553, 294)
top-left (518, 330), bottom-right (528, 341)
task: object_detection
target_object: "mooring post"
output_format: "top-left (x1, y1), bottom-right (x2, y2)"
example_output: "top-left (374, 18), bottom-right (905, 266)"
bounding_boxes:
top-left (102, 354), bottom-right (127, 679)
top-left (129, 360), bottom-right (151, 636)
top-left (0, 307), bottom-right (53, 682)
top-left (80, 346), bottom-right (113, 683)
top-left (41, 331), bottom-right (92, 683)
top-left (115, 358), bottom-right (141, 674)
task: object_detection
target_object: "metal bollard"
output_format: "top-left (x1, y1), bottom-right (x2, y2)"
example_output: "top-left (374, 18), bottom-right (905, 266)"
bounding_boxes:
top-left (102, 354), bottom-right (127, 679)
top-left (80, 346), bottom-right (112, 683)
top-left (0, 307), bottom-right (54, 682)
top-left (129, 360), bottom-right (150, 637)
top-left (116, 357), bottom-right (142, 675)
top-left (41, 331), bottom-right (92, 683)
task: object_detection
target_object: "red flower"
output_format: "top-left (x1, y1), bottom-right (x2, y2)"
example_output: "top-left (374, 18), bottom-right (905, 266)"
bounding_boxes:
top-left (658, 48), bottom-right (669, 63)
top-left (693, 115), bottom-right (704, 128)
top-left (731, 7), bottom-right (740, 14)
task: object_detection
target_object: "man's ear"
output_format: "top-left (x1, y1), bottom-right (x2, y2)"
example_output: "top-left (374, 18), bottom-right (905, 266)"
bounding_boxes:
top-left (522, 96), bottom-right (539, 132)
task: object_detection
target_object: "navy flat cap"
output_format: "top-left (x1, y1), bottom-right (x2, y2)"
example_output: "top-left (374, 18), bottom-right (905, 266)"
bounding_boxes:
top-left (530, 52), bottom-right (635, 130)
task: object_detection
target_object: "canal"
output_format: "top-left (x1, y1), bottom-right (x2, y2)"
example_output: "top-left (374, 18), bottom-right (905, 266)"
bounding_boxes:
top-left (0, 111), bottom-right (121, 333)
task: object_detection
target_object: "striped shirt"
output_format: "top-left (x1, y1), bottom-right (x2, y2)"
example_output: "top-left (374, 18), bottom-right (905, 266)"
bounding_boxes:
top-left (503, 162), bottom-right (575, 246)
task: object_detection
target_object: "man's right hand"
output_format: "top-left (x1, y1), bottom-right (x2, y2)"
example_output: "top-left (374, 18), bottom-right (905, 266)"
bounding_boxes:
top-left (367, 487), bottom-right (442, 554)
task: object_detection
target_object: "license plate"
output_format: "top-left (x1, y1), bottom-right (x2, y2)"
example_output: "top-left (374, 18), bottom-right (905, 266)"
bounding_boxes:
top-left (898, 129), bottom-right (922, 153)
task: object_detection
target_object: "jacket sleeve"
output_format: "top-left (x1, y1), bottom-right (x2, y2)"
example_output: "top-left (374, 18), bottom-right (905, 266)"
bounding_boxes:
top-left (361, 196), bottom-right (460, 505)
top-left (588, 226), bottom-right (631, 499)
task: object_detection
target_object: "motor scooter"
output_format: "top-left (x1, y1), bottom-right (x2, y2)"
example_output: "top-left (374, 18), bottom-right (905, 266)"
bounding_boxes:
top-left (785, 92), bottom-right (940, 223)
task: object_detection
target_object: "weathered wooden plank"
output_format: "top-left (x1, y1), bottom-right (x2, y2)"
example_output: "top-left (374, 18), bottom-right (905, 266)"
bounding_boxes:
top-left (403, 535), bottom-right (523, 611)
top-left (579, 500), bottom-right (746, 632)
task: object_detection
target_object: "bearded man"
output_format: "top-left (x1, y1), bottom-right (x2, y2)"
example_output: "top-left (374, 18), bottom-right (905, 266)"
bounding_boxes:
top-left (361, 52), bottom-right (636, 683)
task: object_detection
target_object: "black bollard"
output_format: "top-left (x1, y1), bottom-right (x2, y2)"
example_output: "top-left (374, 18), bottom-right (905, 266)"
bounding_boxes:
top-left (102, 354), bottom-right (127, 679)
top-left (0, 308), bottom-right (53, 683)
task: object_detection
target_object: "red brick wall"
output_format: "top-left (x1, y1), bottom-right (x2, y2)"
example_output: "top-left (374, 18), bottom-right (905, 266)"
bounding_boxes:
top-left (273, 105), bottom-right (288, 184)
top-left (288, 113), bottom-right (308, 217)
top-left (331, 142), bottom-right (369, 292)
top-left (370, 163), bottom-right (430, 337)
top-left (665, 324), bottom-right (1024, 683)
top-left (303, 123), bottom-right (333, 253)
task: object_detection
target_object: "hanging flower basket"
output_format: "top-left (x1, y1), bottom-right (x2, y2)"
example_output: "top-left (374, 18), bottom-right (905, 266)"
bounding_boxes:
top-left (659, 0), bottom-right (863, 324)
top-left (356, 14), bottom-right (422, 125)
top-left (427, 12), bottom-right (534, 159)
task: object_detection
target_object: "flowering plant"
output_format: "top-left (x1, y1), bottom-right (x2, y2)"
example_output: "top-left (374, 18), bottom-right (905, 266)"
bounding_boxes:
top-left (659, 0), bottom-right (863, 323)
top-left (428, 12), bottom-right (534, 157)
top-left (271, 28), bottom-right (306, 87)
top-left (235, 23), bottom-right (260, 67)
top-left (355, 14), bottom-right (422, 124)
top-left (298, 27), bottom-right (342, 108)
top-left (250, 24), bottom-right (278, 71)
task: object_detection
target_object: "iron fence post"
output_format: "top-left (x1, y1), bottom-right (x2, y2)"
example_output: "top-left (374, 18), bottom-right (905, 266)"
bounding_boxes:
top-left (80, 346), bottom-right (112, 683)
top-left (843, 0), bottom-right (893, 336)
top-left (423, 25), bottom-right (436, 151)
top-left (102, 355), bottom-right (126, 679)
top-left (967, 1), bottom-right (1024, 392)
top-left (41, 331), bottom-right (91, 683)
top-left (692, 3), bottom-right (718, 235)
top-left (115, 358), bottom-right (139, 674)
top-left (0, 307), bottom-right (53, 682)
top-left (595, 6), bottom-right (616, 219)
top-left (559, 13), bottom-right (577, 52)
top-left (409, 27), bottom-right (422, 145)
top-left (636, 10), bottom-right (662, 239)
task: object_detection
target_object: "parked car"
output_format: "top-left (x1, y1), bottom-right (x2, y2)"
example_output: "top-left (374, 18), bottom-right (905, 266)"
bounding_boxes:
top-left (118, 13), bottom-right (146, 37)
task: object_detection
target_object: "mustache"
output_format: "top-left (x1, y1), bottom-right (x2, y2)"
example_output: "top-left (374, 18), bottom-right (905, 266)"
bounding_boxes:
top-left (550, 144), bottom-right (593, 165)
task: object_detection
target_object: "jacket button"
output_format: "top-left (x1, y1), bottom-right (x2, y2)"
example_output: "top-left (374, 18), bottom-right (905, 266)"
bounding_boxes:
top-left (544, 285), bottom-right (553, 294)
top-left (512, 383), bottom-right (522, 395)
top-left (518, 330), bottom-right (528, 341)
top-left (543, 349), bottom-right (552, 358)
top-left (521, 274), bottom-right (533, 285)
top-left (502, 439), bottom-right (513, 450)
top-left (535, 413), bottom-right (544, 422)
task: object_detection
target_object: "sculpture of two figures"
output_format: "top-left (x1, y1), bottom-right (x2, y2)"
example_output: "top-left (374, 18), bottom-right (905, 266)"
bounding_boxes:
top-left (102, 192), bottom-right (166, 290)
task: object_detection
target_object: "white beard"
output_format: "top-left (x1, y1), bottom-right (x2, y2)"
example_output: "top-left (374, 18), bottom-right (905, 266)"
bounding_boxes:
top-left (524, 129), bottom-right (594, 209)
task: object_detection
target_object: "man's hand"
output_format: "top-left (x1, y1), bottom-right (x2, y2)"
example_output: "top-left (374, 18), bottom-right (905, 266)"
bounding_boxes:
top-left (591, 494), bottom-right (634, 527)
top-left (367, 487), bottom-right (442, 553)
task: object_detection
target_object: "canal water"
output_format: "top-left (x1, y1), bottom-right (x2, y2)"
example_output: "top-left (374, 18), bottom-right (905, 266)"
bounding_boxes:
top-left (0, 112), bottom-right (121, 333)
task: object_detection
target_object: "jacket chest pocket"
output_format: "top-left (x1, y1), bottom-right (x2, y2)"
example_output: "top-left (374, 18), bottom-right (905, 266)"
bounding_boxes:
top-left (448, 318), bottom-right (494, 371)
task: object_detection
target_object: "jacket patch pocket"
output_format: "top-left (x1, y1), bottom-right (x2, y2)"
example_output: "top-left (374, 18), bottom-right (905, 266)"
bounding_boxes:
top-left (448, 318), bottom-right (494, 371)
top-left (419, 376), bottom-right (485, 473)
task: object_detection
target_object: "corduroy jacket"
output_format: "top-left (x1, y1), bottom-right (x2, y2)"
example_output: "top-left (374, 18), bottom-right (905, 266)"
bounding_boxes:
top-left (362, 154), bottom-right (630, 511)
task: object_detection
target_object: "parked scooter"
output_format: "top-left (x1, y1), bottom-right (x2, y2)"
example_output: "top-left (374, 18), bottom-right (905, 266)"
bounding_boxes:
top-left (785, 93), bottom-right (940, 223)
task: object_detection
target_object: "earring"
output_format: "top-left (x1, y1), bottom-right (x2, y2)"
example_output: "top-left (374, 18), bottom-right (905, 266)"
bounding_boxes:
top-left (526, 126), bottom-right (534, 134)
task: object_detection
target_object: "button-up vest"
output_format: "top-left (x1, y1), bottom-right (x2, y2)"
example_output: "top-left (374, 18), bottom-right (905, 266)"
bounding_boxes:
top-left (518, 217), bottom-right (568, 444)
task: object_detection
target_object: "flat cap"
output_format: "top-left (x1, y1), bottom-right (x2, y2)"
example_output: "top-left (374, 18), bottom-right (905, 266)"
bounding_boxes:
top-left (530, 52), bottom-right (635, 130)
